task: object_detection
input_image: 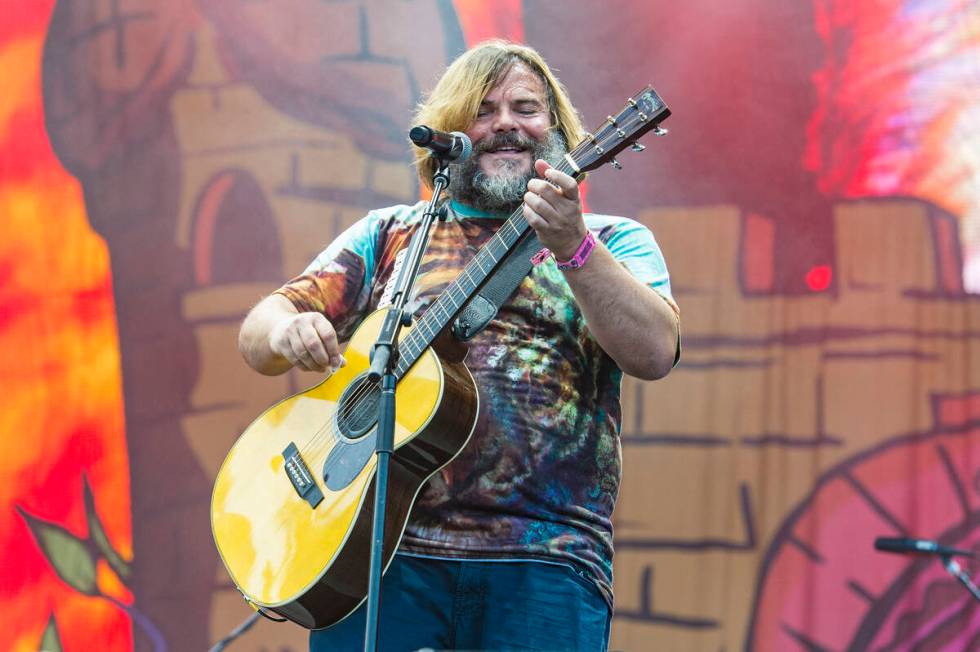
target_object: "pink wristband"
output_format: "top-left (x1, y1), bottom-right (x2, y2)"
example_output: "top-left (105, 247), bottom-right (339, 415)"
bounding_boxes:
top-left (555, 231), bottom-right (596, 270)
top-left (530, 231), bottom-right (597, 270)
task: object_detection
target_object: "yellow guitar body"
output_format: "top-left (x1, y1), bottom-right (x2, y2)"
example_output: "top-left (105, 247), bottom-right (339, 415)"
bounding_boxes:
top-left (211, 309), bottom-right (478, 628)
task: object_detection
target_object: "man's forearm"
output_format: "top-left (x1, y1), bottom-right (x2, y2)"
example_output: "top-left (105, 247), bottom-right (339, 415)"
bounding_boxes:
top-left (563, 243), bottom-right (679, 380)
top-left (239, 294), bottom-right (299, 375)
top-left (522, 162), bottom-right (678, 378)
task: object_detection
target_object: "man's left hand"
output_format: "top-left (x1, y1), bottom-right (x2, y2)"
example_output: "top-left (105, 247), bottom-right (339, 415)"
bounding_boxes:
top-left (524, 159), bottom-right (587, 261)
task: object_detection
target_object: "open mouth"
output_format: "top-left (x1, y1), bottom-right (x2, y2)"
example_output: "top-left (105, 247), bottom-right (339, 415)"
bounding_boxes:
top-left (484, 146), bottom-right (527, 156)
top-left (476, 135), bottom-right (535, 170)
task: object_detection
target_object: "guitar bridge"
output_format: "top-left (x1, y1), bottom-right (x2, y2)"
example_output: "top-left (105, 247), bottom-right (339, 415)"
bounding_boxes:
top-left (282, 442), bottom-right (324, 508)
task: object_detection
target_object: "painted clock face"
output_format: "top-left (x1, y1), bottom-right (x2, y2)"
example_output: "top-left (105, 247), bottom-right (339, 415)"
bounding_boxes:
top-left (749, 426), bottom-right (980, 651)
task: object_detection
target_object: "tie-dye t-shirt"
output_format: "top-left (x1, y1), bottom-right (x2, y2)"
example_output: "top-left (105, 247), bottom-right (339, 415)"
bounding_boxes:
top-left (275, 199), bottom-right (678, 608)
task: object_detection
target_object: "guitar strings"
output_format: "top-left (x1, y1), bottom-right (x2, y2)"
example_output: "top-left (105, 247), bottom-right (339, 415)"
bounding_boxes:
top-left (261, 213), bottom-right (528, 532)
top-left (296, 197), bottom-right (539, 468)
top-left (293, 199), bottom-right (533, 463)
top-left (293, 111), bottom-right (649, 472)
top-left (298, 107), bottom-right (652, 466)
top-left (303, 104), bottom-right (657, 457)
top-left (266, 107), bottom-right (657, 535)
top-left (293, 108), bottom-right (652, 472)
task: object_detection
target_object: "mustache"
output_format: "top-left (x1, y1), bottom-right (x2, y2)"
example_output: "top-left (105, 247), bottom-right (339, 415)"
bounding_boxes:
top-left (448, 129), bottom-right (567, 214)
top-left (474, 132), bottom-right (537, 154)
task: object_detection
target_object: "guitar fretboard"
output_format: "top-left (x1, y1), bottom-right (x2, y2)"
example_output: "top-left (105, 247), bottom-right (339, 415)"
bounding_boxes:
top-left (393, 158), bottom-right (576, 378)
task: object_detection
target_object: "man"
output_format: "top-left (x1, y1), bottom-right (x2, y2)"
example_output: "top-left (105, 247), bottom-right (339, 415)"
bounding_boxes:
top-left (238, 40), bottom-right (679, 651)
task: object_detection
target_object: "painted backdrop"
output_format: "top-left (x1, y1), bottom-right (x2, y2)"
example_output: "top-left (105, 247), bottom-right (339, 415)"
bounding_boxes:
top-left (2, 0), bottom-right (980, 650)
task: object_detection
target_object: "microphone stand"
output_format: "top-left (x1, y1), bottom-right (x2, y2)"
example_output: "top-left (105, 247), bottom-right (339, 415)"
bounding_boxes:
top-left (207, 612), bottom-right (260, 652)
top-left (362, 158), bottom-right (452, 652)
top-left (940, 553), bottom-right (980, 604)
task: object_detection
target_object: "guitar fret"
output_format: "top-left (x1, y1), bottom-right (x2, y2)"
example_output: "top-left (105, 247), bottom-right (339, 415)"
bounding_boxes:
top-left (486, 240), bottom-right (506, 259)
top-left (459, 270), bottom-right (477, 292)
top-left (401, 342), bottom-right (417, 366)
top-left (473, 255), bottom-right (490, 274)
top-left (480, 246), bottom-right (498, 261)
top-left (446, 288), bottom-right (463, 306)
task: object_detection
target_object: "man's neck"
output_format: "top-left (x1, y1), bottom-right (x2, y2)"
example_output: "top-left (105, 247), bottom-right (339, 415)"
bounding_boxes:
top-left (449, 198), bottom-right (515, 219)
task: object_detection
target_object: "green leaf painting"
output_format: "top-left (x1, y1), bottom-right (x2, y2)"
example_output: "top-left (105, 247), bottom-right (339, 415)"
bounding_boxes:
top-left (39, 613), bottom-right (63, 652)
top-left (83, 476), bottom-right (131, 580)
top-left (17, 473), bottom-right (132, 597)
top-left (18, 505), bottom-right (98, 595)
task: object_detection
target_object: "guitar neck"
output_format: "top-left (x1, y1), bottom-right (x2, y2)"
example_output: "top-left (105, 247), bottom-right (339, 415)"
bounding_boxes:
top-left (392, 84), bottom-right (671, 377)
top-left (393, 157), bottom-right (577, 377)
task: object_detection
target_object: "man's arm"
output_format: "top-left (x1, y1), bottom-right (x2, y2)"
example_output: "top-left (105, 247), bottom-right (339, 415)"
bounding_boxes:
top-left (239, 294), bottom-right (346, 376)
top-left (558, 244), bottom-right (678, 380)
top-left (524, 160), bottom-right (679, 380)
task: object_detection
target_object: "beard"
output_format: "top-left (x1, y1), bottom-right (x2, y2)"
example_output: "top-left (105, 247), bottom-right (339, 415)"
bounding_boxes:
top-left (449, 129), bottom-right (568, 215)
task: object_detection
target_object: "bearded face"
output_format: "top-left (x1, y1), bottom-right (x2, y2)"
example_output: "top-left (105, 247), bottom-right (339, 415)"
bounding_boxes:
top-left (449, 128), bottom-right (567, 214)
top-left (446, 62), bottom-right (568, 214)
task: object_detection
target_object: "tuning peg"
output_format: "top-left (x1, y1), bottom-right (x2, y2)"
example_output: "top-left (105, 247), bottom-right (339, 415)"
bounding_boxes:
top-left (630, 142), bottom-right (645, 152)
top-left (653, 126), bottom-right (668, 136)
top-left (610, 158), bottom-right (623, 170)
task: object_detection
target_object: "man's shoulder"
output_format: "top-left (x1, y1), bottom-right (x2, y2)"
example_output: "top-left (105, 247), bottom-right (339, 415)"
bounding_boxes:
top-left (302, 201), bottom-right (427, 274)
top-left (368, 200), bottom-right (430, 226)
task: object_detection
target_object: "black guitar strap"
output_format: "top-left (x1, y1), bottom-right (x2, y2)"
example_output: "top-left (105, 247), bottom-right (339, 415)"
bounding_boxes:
top-left (452, 226), bottom-right (542, 342)
top-left (451, 216), bottom-right (683, 367)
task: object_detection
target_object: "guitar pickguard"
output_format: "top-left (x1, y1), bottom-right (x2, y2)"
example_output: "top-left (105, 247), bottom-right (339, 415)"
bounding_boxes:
top-left (322, 430), bottom-right (378, 491)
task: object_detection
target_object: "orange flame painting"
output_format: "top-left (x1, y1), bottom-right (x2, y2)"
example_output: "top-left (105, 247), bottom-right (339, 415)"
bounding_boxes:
top-left (0, 2), bottom-right (136, 651)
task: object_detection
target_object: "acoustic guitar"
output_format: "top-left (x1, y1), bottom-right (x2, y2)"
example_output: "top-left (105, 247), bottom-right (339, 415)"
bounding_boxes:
top-left (211, 87), bottom-right (671, 629)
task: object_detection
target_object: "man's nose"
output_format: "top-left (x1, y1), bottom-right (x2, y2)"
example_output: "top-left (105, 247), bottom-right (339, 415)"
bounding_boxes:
top-left (491, 107), bottom-right (519, 132)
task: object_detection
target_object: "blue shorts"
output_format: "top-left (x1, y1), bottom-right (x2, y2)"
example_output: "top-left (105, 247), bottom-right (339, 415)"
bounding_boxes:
top-left (309, 553), bottom-right (611, 651)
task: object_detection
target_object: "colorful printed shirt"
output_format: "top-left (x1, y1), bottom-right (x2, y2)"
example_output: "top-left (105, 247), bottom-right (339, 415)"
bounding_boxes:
top-left (275, 199), bottom-right (678, 608)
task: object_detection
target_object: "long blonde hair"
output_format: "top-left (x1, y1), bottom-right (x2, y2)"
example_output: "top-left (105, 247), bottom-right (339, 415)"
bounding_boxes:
top-left (412, 40), bottom-right (586, 189)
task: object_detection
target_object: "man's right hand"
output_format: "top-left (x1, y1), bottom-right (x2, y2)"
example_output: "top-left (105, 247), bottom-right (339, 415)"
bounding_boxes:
top-left (239, 293), bottom-right (347, 376)
top-left (268, 312), bottom-right (346, 373)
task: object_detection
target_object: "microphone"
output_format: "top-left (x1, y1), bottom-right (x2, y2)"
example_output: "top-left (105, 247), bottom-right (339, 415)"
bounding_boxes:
top-left (409, 126), bottom-right (472, 162)
top-left (874, 537), bottom-right (975, 558)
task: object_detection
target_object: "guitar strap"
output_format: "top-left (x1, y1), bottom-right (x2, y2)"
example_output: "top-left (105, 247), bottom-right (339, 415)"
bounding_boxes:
top-left (452, 220), bottom-right (542, 342)
top-left (450, 214), bottom-right (683, 366)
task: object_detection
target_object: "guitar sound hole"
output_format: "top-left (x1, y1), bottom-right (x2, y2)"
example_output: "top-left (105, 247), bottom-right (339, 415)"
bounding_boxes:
top-left (336, 374), bottom-right (380, 440)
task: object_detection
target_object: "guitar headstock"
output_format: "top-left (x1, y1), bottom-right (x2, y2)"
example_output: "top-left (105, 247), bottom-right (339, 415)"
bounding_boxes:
top-left (569, 86), bottom-right (671, 174)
